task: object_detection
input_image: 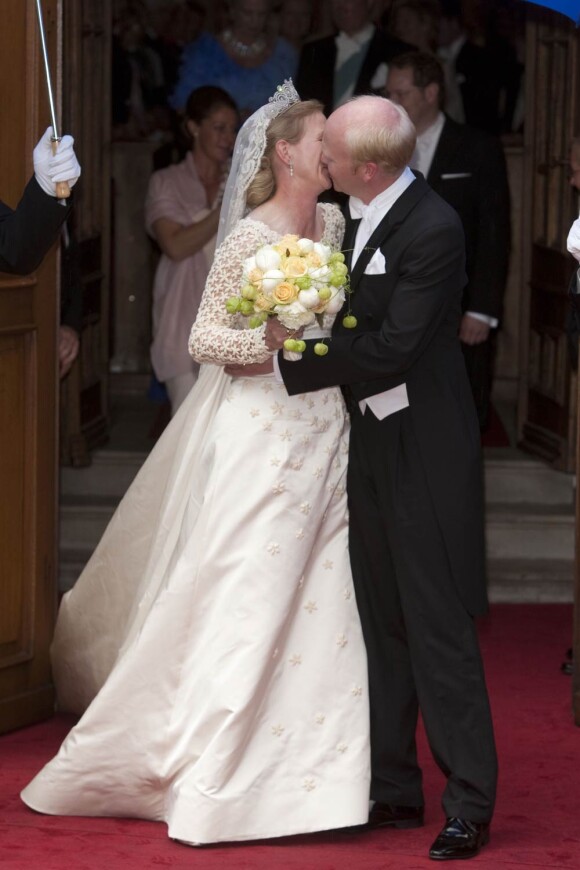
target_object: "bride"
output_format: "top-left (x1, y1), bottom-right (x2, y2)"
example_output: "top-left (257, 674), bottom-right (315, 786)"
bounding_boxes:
top-left (21, 81), bottom-right (370, 846)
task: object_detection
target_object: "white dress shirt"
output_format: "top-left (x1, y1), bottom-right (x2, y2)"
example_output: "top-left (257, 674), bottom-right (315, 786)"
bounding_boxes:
top-left (334, 24), bottom-right (375, 106)
top-left (349, 167), bottom-right (415, 420)
top-left (411, 111), bottom-right (446, 177)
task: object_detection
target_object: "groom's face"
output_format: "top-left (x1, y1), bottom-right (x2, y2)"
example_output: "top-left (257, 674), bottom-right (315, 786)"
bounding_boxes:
top-left (321, 126), bottom-right (358, 196)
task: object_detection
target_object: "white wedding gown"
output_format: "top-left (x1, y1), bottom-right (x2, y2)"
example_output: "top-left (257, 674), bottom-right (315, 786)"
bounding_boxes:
top-left (21, 204), bottom-right (371, 845)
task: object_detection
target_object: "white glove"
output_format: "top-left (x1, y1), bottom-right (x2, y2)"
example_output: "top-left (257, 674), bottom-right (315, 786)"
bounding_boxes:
top-left (33, 126), bottom-right (81, 197)
top-left (567, 216), bottom-right (580, 263)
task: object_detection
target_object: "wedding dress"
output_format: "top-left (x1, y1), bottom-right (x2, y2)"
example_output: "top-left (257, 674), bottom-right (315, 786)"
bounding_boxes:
top-left (21, 203), bottom-right (371, 845)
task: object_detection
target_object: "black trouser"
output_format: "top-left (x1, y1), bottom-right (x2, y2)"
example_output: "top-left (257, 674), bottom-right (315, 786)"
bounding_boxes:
top-left (347, 406), bottom-right (497, 822)
top-left (462, 339), bottom-right (492, 430)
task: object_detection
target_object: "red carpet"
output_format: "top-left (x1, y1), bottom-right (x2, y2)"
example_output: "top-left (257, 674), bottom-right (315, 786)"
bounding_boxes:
top-left (1, 604), bottom-right (578, 869)
top-left (481, 404), bottom-right (511, 448)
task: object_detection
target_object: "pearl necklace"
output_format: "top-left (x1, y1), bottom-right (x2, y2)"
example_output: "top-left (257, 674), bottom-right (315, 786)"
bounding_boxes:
top-left (222, 28), bottom-right (267, 59)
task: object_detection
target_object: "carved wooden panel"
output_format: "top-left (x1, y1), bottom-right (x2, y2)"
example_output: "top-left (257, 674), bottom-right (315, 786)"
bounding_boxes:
top-left (0, 0), bottom-right (61, 732)
top-left (518, 12), bottom-right (580, 470)
top-left (59, 0), bottom-right (111, 465)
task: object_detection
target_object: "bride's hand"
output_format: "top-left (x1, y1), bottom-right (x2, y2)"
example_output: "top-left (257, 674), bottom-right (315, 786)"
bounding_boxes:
top-left (225, 358), bottom-right (274, 378)
top-left (265, 318), bottom-right (303, 351)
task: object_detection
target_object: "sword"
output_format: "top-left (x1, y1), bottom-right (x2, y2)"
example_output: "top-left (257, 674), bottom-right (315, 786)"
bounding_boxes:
top-left (35, 0), bottom-right (70, 198)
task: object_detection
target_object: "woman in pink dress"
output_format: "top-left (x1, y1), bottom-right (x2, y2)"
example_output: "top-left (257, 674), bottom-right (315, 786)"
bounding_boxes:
top-left (146, 86), bottom-right (238, 413)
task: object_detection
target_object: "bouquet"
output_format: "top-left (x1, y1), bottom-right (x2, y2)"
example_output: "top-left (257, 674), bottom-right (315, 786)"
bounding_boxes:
top-left (225, 234), bottom-right (356, 358)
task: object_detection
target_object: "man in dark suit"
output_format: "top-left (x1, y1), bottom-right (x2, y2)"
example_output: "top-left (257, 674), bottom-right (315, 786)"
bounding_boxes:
top-left (437, 0), bottom-right (500, 135)
top-left (386, 51), bottom-right (511, 428)
top-left (295, 0), bottom-right (410, 115)
top-left (0, 126), bottom-right (81, 275)
top-left (264, 95), bottom-right (497, 860)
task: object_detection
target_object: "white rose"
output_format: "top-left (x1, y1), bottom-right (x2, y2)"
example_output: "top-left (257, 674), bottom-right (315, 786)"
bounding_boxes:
top-left (313, 242), bottom-right (331, 264)
top-left (297, 237), bottom-right (314, 253)
top-left (298, 288), bottom-right (321, 309)
top-left (261, 269), bottom-right (285, 292)
top-left (255, 245), bottom-right (281, 272)
top-left (324, 288), bottom-right (346, 314)
top-left (275, 301), bottom-right (316, 330)
top-left (242, 255), bottom-right (257, 279)
top-left (309, 264), bottom-right (331, 282)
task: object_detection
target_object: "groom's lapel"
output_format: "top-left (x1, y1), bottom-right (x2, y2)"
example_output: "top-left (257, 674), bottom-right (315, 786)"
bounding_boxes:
top-left (343, 215), bottom-right (360, 273)
top-left (349, 175), bottom-right (430, 291)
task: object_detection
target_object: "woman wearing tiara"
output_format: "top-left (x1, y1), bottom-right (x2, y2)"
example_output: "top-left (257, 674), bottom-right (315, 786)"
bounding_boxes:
top-left (21, 81), bottom-right (370, 846)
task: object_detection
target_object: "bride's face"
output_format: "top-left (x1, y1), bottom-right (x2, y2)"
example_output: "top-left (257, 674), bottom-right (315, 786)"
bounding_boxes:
top-left (288, 112), bottom-right (332, 194)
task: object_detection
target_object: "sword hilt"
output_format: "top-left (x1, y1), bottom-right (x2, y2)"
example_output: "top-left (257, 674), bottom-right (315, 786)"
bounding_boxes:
top-left (50, 138), bottom-right (71, 199)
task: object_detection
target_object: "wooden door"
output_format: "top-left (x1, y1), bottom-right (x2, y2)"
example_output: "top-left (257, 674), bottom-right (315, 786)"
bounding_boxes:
top-left (59, 0), bottom-right (111, 466)
top-left (0, 0), bottom-right (62, 733)
top-left (517, 11), bottom-right (580, 470)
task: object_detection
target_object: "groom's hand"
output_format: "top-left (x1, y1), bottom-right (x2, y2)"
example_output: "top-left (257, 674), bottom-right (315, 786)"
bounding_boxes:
top-left (225, 358), bottom-right (275, 378)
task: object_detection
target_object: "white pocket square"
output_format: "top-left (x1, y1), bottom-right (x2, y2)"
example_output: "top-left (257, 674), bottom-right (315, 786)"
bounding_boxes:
top-left (364, 249), bottom-right (387, 274)
top-left (440, 172), bottom-right (472, 180)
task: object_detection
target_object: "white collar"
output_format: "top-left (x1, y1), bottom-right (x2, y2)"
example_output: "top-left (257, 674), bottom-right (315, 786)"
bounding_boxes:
top-left (336, 23), bottom-right (375, 49)
top-left (416, 112), bottom-right (445, 146)
top-left (349, 166), bottom-right (415, 221)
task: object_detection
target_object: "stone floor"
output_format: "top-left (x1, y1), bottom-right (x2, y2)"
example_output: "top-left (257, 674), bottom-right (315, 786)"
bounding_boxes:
top-left (59, 378), bottom-right (576, 603)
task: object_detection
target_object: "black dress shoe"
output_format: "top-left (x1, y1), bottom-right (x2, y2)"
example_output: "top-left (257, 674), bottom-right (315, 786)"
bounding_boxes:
top-left (368, 802), bottom-right (424, 829)
top-left (429, 817), bottom-right (490, 860)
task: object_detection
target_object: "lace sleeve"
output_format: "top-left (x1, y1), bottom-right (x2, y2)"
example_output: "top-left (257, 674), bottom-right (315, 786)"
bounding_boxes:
top-left (319, 202), bottom-right (346, 251)
top-left (188, 220), bottom-right (275, 366)
top-left (319, 203), bottom-right (347, 331)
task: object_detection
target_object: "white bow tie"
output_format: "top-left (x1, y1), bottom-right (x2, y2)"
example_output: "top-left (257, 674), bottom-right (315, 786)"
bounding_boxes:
top-left (349, 197), bottom-right (378, 222)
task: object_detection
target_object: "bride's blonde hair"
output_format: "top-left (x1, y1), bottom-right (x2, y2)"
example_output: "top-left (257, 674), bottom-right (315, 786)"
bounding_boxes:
top-left (245, 100), bottom-right (323, 209)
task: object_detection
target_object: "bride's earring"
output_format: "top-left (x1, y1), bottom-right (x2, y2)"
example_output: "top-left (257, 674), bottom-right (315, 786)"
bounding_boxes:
top-left (289, 159), bottom-right (294, 177)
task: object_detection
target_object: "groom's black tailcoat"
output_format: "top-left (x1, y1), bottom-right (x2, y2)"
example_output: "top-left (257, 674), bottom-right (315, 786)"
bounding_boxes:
top-left (279, 175), bottom-right (497, 820)
top-left (0, 177), bottom-right (71, 275)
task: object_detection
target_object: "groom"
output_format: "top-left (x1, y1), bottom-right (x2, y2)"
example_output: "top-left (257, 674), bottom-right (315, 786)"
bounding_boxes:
top-left (274, 96), bottom-right (497, 861)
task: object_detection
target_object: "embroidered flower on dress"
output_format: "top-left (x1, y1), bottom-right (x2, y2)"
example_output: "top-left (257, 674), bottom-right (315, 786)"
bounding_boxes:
top-left (303, 778), bottom-right (316, 792)
top-left (289, 654), bottom-right (302, 666)
top-left (336, 634), bottom-right (348, 648)
top-left (267, 542), bottom-right (281, 556)
top-left (271, 724), bottom-right (285, 736)
top-left (304, 601), bottom-right (318, 613)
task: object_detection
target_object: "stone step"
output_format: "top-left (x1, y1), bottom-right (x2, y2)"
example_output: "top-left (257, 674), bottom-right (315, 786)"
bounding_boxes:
top-left (487, 559), bottom-right (573, 603)
top-left (61, 445), bottom-right (575, 506)
top-left (59, 496), bottom-right (118, 550)
top-left (483, 452), bottom-right (574, 506)
top-left (485, 503), bottom-right (575, 561)
top-left (60, 450), bottom-right (146, 499)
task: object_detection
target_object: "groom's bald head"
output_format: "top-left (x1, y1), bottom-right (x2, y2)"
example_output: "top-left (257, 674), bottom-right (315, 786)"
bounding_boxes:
top-left (322, 96), bottom-right (416, 201)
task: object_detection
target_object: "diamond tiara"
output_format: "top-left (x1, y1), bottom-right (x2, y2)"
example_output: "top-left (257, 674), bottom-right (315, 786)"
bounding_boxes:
top-left (265, 79), bottom-right (300, 119)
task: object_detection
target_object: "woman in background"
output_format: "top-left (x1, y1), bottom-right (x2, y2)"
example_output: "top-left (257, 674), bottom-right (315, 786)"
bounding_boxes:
top-left (170, 0), bottom-right (296, 119)
top-left (146, 85), bottom-right (238, 413)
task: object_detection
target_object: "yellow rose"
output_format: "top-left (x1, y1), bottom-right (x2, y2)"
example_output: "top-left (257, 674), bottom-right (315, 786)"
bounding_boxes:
top-left (272, 281), bottom-right (299, 304)
top-left (282, 255), bottom-right (308, 278)
top-left (275, 234), bottom-right (302, 257)
top-left (248, 267), bottom-right (264, 285)
top-left (306, 251), bottom-right (322, 268)
top-left (254, 293), bottom-right (273, 312)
